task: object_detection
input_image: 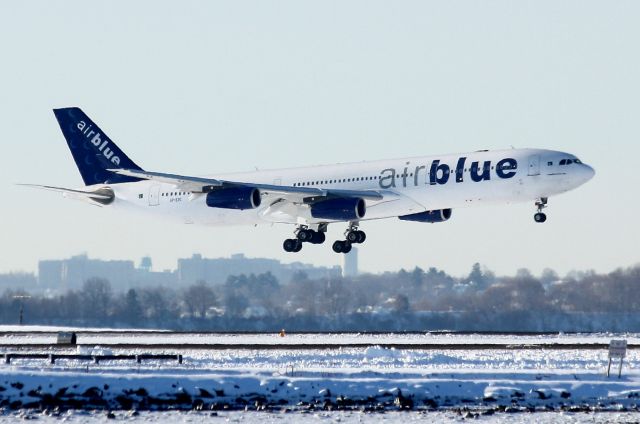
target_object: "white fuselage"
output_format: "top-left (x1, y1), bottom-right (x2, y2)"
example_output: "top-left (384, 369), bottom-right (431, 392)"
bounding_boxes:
top-left (98, 148), bottom-right (594, 227)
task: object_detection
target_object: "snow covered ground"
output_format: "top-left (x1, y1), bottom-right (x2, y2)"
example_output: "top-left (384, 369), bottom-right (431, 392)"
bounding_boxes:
top-left (0, 326), bottom-right (638, 422)
top-left (1, 410), bottom-right (640, 423)
top-left (2, 329), bottom-right (639, 347)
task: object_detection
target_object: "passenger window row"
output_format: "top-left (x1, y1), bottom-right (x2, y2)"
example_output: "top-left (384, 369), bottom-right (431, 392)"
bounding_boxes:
top-left (293, 165), bottom-right (500, 187)
top-left (294, 176), bottom-right (380, 187)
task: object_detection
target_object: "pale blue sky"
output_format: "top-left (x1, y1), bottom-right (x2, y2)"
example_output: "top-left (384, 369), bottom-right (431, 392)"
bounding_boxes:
top-left (1, 1), bottom-right (638, 277)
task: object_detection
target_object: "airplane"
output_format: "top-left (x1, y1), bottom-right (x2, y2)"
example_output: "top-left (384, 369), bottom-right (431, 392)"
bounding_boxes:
top-left (24, 107), bottom-right (595, 254)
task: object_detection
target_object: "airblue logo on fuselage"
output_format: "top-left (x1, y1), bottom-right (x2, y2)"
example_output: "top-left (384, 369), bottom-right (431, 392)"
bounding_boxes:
top-left (378, 157), bottom-right (518, 188)
top-left (76, 121), bottom-right (121, 166)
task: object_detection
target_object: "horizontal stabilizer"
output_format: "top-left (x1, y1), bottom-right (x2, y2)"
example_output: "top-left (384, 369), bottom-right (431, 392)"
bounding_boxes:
top-left (18, 184), bottom-right (115, 206)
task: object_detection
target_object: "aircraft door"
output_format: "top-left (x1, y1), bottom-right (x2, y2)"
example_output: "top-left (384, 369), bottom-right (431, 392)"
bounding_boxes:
top-left (528, 155), bottom-right (540, 176)
top-left (149, 185), bottom-right (160, 206)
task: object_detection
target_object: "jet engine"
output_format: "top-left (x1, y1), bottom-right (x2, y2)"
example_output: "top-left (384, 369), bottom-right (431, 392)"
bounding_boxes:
top-left (206, 187), bottom-right (261, 210)
top-left (310, 198), bottom-right (366, 221)
top-left (398, 208), bottom-right (452, 223)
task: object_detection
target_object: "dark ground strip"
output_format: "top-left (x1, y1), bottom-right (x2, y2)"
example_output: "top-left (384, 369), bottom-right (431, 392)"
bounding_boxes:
top-left (0, 343), bottom-right (637, 350)
top-left (0, 330), bottom-right (621, 336)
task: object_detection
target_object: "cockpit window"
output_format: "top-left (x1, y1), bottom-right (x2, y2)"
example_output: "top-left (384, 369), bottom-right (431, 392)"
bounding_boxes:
top-left (559, 158), bottom-right (581, 166)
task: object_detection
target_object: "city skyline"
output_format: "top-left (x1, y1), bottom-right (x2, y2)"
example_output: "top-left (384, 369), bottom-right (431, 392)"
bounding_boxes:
top-left (2, 250), bottom-right (632, 282)
top-left (5, 252), bottom-right (341, 294)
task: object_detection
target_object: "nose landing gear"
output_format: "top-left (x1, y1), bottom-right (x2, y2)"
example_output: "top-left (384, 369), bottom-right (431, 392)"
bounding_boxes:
top-left (534, 197), bottom-right (548, 223)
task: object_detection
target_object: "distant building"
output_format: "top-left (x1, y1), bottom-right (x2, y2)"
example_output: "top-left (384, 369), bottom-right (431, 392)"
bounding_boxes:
top-left (178, 253), bottom-right (281, 285)
top-left (177, 253), bottom-right (341, 285)
top-left (139, 256), bottom-right (152, 272)
top-left (38, 254), bottom-right (136, 292)
top-left (132, 268), bottom-right (177, 287)
top-left (0, 272), bottom-right (37, 291)
top-left (342, 247), bottom-right (358, 278)
top-left (35, 253), bottom-right (341, 292)
top-left (38, 260), bottom-right (63, 288)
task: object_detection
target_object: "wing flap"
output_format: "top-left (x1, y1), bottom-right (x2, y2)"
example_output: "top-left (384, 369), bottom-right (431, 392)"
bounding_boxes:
top-left (109, 169), bottom-right (224, 191)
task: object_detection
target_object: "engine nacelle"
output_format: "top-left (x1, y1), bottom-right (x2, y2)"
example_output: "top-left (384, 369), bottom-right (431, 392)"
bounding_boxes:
top-left (206, 187), bottom-right (261, 210)
top-left (310, 197), bottom-right (366, 221)
top-left (398, 208), bottom-right (452, 223)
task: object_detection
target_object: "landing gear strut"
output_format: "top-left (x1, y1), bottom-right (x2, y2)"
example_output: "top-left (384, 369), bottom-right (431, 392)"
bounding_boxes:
top-left (283, 225), bottom-right (327, 253)
top-left (534, 197), bottom-right (548, 223)
top-left (332, 224), bottom-right (366, 254)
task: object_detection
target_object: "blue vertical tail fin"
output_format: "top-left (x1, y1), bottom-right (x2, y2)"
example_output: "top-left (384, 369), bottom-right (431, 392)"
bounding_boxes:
top-left (53, 107), bottom-right (143, 186)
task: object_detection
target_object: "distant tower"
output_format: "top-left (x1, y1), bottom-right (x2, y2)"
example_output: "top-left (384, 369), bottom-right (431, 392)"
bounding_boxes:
top-left (342, 247), bottom-right (358, 278)
top-left (139, 256), bottom-right (152, 272)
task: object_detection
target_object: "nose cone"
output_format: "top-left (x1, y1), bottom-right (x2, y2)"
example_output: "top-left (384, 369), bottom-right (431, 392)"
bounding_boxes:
top-left (580, 164), bottom-right (595, 183)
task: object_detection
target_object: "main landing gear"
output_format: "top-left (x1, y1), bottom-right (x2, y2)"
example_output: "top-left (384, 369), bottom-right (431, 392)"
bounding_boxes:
top-left (283, 226), bottom-right (326, 253)
top-left (283, 224), bottom-right (366, 254)
top-left (332, 225), bottom-right (366, 254)
top-left (534, 197), bottom-right (548, 223)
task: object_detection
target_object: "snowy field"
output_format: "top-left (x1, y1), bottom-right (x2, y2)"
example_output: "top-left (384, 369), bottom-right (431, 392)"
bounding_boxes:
top-left (0, 327), bottom-right (639, 422)
top-left (1, 410), bottom-right (640, 423)
top-left (2, 327), bottom-right (639, 347)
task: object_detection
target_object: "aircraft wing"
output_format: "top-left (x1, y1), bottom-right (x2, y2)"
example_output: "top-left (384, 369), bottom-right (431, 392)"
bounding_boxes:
top-left (109, 168), bottom-right (384, 201)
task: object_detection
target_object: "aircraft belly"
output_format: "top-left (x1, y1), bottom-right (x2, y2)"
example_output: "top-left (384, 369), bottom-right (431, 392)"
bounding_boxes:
top-left (363, 194), bottom-right (425, 220)
top-left (258, 199), bottom-right (301, 224)
top-left (194, 208), bottom-right (265, 226)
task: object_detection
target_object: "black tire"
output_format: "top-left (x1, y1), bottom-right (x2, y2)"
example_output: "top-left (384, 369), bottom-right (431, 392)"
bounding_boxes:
top-left (332, 240), bottom-right (344, 253)
top-left (312, 231), bottom-right (326, 244)
top-left (283, 239), bottom-right (296, 252)
top-left (534, 212), bottom-right (547, 223)
top-left (342, 241), bottom-right (352, 254)
top-left (292, 239), bottom-right (303, 252)
top-left (346, 231), bottom-right (359, 243)
top-left (297, 229), bottom-right (312, 242)
top-left (356, 231), bottom-right (366, 244)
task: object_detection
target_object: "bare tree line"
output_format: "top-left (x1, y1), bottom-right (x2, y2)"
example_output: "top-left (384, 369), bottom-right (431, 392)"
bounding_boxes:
top-left (1, 264), bottom-right (639, 331)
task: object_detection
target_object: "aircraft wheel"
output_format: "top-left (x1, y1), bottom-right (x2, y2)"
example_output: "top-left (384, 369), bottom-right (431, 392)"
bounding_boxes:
top-left (292, 239), bottom-right (303, 252)
top-left (332, 240), bottom-right (344, 253)
top-left (346, 231), bottom-right (360, 243)
top-left (534, 212), bottom-right (547, 223)
top-left (283, 239), bottom-right (298, 252)
top-left (356, 231), bottom-right (366, 244)
top-left (297, 229), bottom-right (313, 242)
top-left (312, 231), bottom-right (326, 244)
top-left (342, 241), bottom-right (352, 254)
